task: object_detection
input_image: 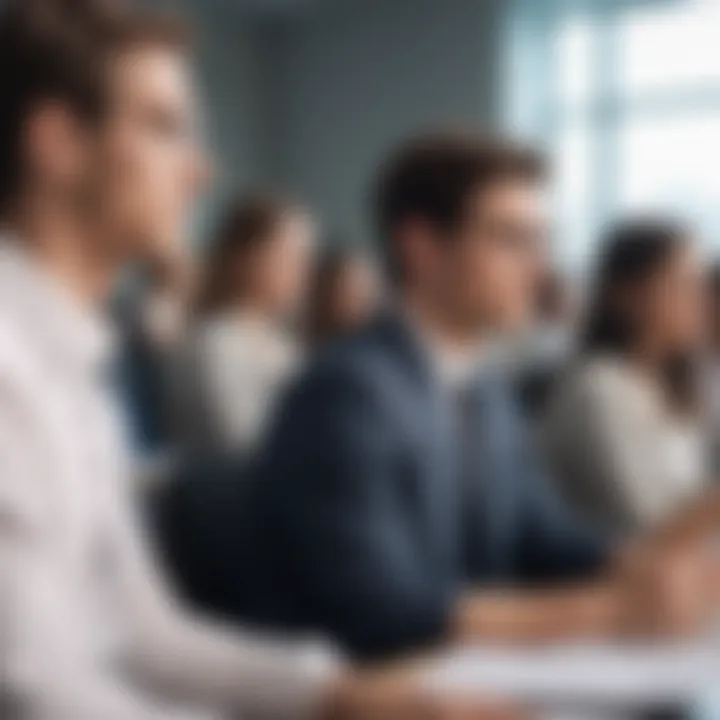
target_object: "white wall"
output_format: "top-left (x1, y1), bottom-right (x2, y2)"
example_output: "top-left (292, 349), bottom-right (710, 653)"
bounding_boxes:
top-left (256, 0), bottom-right (504, 244)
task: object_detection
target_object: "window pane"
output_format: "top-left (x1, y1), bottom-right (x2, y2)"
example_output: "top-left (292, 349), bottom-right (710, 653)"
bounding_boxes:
top-left (619, 1), bottom-right (720, 96)
top-left (555, 15), bottom-right (593, 113)
top-left (553, 120), bottom-right (593, 266)
top-left (618, 110), bottom-right (720, 246)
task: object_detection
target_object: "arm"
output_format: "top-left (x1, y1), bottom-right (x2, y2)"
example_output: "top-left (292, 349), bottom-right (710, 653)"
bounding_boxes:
top-left (451, 584), bottom-right (623, 645)
top-left (514, 465), bottom-right (611, 582)
top-left (453, 389), bottom-right (716, 646)
top-left (512, 392), bottom-right (611, 582)
top-left (641, 487), bottom-right (720, 549)
top-left (555, 375), bottom-right (720, 599)
top-left (450, 383), bottom-right (620, 645)
top-left (0, 378), bottom-right (202, 720)
top-left (0, 376), bottom-right (516, 720)
top-left (116, 466), bottom-right (524, 720)
top-left (114, 493), bottom-right (343, 720)
top-left (267, 368), bottom-right (625, 654)
top-left (258, 367), bottom-right (455, 661)
top-left (570, 373), bottom-right (700, 532)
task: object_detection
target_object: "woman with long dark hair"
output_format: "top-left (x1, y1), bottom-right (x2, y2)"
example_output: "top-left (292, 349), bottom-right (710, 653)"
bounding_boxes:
top-left (177, 194), bottom-right (316, 454)
top-left (543, 219), bottom-right (708, 534)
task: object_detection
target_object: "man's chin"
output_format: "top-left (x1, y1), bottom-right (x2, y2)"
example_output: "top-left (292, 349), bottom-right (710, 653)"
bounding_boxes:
top-left (142, 231), bottom-right (183, 264)
top-left (486, 310), bottom-right (534, 336)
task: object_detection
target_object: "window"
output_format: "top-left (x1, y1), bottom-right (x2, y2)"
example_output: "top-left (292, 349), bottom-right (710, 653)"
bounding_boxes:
top-left (507, 0), bottom-right (720, 268)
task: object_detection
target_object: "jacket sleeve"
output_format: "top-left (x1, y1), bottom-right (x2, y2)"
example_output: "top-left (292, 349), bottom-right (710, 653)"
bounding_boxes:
top-left (510, 394), bottom-right (612, 582)
top-left (115, 490), bottom-right (341, 720)
top-left (258, 366), bottom-right (455, 660)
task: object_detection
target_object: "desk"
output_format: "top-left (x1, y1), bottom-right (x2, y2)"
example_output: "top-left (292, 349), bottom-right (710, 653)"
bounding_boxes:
top-left (419, 632), bottom-right (720, 717)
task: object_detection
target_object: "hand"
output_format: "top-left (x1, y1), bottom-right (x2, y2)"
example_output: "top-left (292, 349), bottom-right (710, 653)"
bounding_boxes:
top-left (323, 670), bottom-right (524, 720)
top-left (614, 540), bottom-right (717, 639)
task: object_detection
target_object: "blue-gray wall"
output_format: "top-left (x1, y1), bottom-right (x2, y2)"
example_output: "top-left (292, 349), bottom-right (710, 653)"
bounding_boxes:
top-left (192, 9), bottom-right (264, 229)
top-left (191, 0), bottom-right (504, 242)
top-left (258, 0), bottom-right (504, 244)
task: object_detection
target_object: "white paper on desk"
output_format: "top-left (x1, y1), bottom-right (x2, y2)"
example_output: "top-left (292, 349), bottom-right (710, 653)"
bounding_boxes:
top-left (423, 639), bottom-right (720, 706)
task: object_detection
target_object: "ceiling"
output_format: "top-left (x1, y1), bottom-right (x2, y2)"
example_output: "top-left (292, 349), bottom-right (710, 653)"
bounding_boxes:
top-left (0, 0), bottom-right (324, 17)
top-left (181, 0), bottom-right (319, 14)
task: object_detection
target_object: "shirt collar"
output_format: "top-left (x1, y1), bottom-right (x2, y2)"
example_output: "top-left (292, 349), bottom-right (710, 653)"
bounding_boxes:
top-left (399, 304), bottom-right (490, 393)
top-left (0, 237), bottom-right (117, 375)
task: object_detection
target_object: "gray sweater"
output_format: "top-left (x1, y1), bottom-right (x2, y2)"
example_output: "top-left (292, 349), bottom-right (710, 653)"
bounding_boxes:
top-left (542, 357), bottom-right (706, 535)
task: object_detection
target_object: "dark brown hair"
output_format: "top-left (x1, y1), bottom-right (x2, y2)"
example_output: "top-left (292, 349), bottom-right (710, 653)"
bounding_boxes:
top-left (305, 245), bottom-right (368, 346)
top-left (709, 261), bottom-right (720, 299)
top-left (0, 0), bottom-right (189, 217)
top-left (582, 218), bottom-right (697, 414)
top-left (195, 195), bottom-right (293, 316)
top-left (709, 261), bottom-right (720, 349)
top-left (373, 132), bottom-right (547, 283)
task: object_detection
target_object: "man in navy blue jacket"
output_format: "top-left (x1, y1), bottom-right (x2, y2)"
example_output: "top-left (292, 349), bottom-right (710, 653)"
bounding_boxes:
top-left (242, 134), bottom-right (713, 660)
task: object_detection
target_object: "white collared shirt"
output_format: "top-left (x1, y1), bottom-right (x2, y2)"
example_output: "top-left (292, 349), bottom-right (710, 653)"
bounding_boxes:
top-left (0, 241), bottom-right (339, 720)
top-left (400, 306), bottom-right (490, 395)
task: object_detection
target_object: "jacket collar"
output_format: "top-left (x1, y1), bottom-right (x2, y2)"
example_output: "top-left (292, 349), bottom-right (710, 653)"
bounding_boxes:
top-left (373, 306), bottom-right (496, 393)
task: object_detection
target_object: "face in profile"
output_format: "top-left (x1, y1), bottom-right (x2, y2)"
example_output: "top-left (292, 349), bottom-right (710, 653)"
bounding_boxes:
top-left (436, 179), bottom-right (548, 333)
top-left (637, 241), bottom-right (706, 356)
top-left (247, 211), bottom-right (317, 319)
top-left (95, 44), bottom-right (209, 261)
top-left (307, 252), bottom-right (379, 345)
top-left (709, 275), bottom-right (720, 351)
top-left (331, 258), bottom-right (379, 330)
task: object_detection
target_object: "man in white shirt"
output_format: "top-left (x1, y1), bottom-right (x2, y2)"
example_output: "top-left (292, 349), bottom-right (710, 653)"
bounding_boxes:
top-left (0, 2), bottom-right (518, 719)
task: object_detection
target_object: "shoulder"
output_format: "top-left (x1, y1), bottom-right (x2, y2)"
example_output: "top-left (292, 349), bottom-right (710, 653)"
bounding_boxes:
top-left (296, 323), bottom-right (404, 400)
top-left (581, 358), bottom-right (654, 403)
top-left (270, 325), bottom-right (411, 441)
top-left (0, 309), bottom-right (46, 395)
top-left (553, 357), bottom-right (659, 421)
top-left (259, 329), bottom-right (402, 482)
top-left (190, 315), bottom-right (261, 374)
top-left (192, 314), bottom-right (244, 349)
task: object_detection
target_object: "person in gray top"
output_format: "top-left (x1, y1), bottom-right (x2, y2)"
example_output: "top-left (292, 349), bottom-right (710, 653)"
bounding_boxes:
top-left (543, 219), bottom-right (708, 535)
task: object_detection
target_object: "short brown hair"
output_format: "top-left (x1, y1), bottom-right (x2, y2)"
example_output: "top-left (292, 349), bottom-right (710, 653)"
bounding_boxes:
top-left (374, 132), bottom-right (547, 283)
top-left (0, 0), bottom-right (189, 216)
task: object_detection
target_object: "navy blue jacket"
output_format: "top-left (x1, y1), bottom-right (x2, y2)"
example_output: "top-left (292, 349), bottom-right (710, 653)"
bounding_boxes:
top-left (244, 314), bottom-right (608, 660)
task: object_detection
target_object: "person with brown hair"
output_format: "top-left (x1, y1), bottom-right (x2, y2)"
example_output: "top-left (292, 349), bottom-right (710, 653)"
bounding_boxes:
top-left (177, 194), bottom-right (315, 454)
top-left (0, 3), bottom-right (517, 719)
top-left (707, 261), bottom-right (720, 471)
top-left (238, 133), bottom-right (718, 661)
top-left (543, 220), bottom-right (708, 534)
top-left (304, 245), bottom-right (379, 349)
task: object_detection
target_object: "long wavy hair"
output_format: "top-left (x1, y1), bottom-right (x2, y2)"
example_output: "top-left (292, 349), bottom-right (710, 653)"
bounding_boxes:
top-left (582, 218), bottom-right (697, 415)
top-left (194, 195), bottom-right (289, 317)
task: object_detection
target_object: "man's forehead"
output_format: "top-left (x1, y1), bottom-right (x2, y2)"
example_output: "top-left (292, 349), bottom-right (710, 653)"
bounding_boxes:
top-left (468, 179), bottom-right (549, 219)
top-left (109, 46), bottom-right (192, 106)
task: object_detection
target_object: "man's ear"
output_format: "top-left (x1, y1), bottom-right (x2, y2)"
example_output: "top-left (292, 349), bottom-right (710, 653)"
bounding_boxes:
top-left (396, 217), bottom-right (437, 281)
top-left (24, 100), bottom-right (92, 190)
